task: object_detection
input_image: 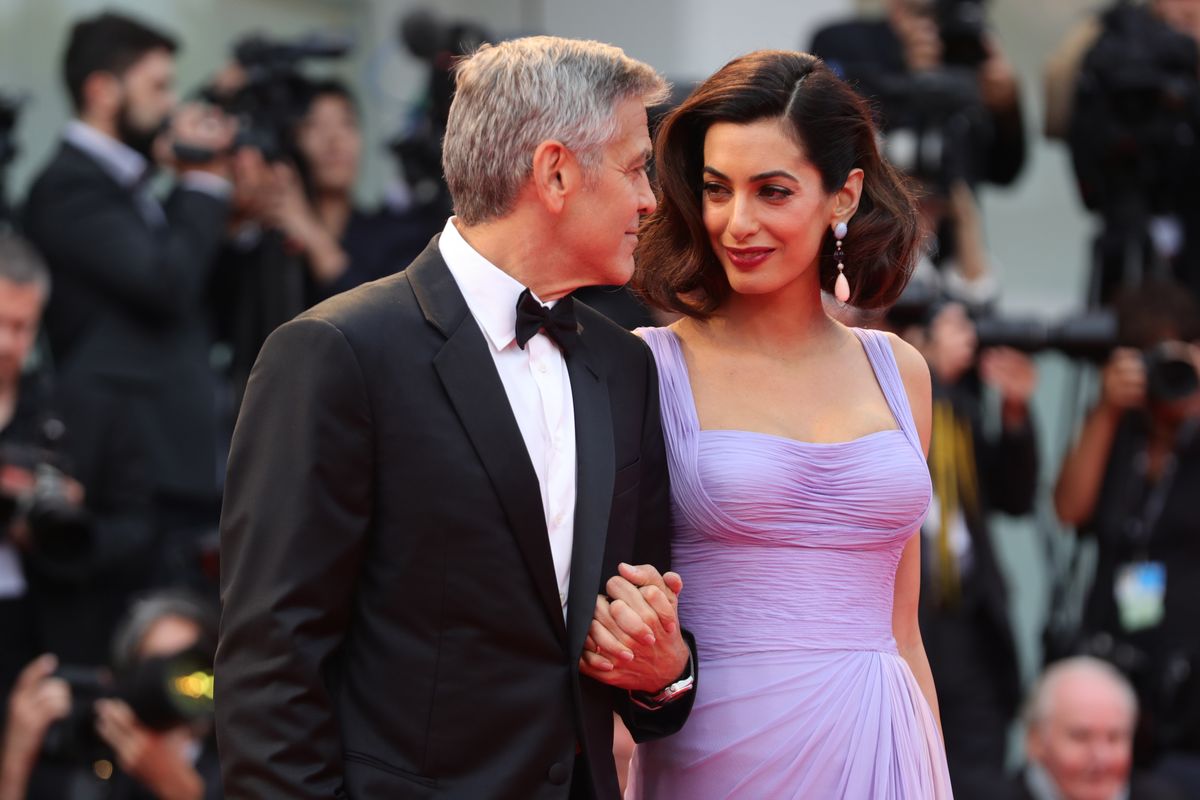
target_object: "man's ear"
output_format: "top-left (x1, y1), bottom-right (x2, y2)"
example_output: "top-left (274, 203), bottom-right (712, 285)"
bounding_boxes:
top-left (82, 71), bottom-right (122, 118)
top-left (830, 167), bottom-right (864, 226)
top-left (530, 140), bottom-right (581, 214)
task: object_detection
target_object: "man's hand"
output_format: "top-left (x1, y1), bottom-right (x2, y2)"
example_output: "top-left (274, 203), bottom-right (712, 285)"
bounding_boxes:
top-left (160, 102), bottom-right (237, 180)
top-left (980, 346), bottom-right (1037, 426)
top-left (977, 35), bottom-right (1020, 112)
top-left (0, 655), bottom-right (70, 800)
top-left (578, 563), bottom-right (690, 694)
top-left (1099, 348), bottom-right (1147, 414)
top-left (95, 699), bottom-right (204, 800)
top-left (923, 303), bottom-right (978, 386)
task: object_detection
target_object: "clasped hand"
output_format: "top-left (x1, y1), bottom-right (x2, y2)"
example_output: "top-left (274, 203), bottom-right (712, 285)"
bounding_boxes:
top-left (578, 563), bottom-right (690, 694)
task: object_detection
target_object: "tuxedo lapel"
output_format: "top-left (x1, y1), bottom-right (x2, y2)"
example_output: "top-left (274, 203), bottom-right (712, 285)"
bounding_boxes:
top-left (410, 242), bottom-right (568, 645)
top-left (565, 336), bottom-right (615, 660)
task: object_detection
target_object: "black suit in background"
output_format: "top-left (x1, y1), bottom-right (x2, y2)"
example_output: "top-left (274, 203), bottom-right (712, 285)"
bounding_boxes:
top-left (22, 143), bottom-right (230, 540)
top-left (920, 379), bottom-right (1037, 800)
top-left (0, 374), bottom-right (153, 705)
top-left (216, 239), bottom-right (695, 799)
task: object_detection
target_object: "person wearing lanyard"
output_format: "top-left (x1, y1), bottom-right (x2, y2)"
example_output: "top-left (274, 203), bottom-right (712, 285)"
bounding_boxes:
top-left (1055, 280), bottom-right (1200, 779)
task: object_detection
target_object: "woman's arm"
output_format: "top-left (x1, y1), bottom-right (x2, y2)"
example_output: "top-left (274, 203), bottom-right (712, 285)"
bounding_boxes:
top-left (886, 331), bottom-right (943, 735)
top-left (893, 535), bottom-right (941, 737)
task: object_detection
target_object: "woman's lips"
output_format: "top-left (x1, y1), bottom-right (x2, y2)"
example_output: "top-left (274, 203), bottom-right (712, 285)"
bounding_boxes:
top-left (724, 246), bottom-right (775, 269)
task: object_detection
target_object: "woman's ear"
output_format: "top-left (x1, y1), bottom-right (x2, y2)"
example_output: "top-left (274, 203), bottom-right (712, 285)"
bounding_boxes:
top-left (831, 167), bottom-right (864, 225)
top-left (530, 140), bottom-right (581, 215)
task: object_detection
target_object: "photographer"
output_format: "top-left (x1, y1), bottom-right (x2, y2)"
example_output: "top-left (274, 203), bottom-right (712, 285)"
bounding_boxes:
top-left (21, 12), bottom-right (235, 581)
top-left (888, 299), bottom-right (1039, 799)
top-left (263, 79), bottom-right (433, 307)
top-left (1063, 1), bottom-right (1200, 305)
top-left (0, 234), bottom-right (151, 706)
top-left (1054, 281), bottom-right (1200, 776)
top-left (811, 0), bottom-right (1027, 189)
top-left (0, 592), bottom-right (219, 800)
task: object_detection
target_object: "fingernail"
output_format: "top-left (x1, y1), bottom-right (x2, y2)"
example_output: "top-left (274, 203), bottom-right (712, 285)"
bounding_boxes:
top-left (620, 650), bottom-right (635, 662)
top-left (665, 621), bottom-right (676, 634)
top-left (598, 660), bottom-right (614, 671)
top-left (642, 634), bottom-right (656, 646)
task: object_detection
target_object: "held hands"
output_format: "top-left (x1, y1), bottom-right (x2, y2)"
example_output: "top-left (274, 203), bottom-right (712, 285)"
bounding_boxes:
top-left (579, 563), bottom-right (690, 694)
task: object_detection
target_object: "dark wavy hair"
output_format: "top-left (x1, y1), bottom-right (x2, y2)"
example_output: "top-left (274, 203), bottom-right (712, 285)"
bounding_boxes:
top-left (635, 50), bottom-right (921, 316)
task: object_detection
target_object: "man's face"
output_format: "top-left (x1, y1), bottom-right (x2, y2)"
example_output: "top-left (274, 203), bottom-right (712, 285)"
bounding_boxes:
top-left (115, 48), bottom-right (177, 156)
top-left (0, 278), bottom-right (45, 387)
top-left (557, 97), bottom-right (656, 287)
top-left (1027, 674), bottom-right (1135, 800)
top-left (1156, 0), bottom-right (1200, 43)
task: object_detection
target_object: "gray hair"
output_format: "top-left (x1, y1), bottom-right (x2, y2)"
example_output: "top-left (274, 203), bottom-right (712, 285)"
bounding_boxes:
top-left (110, 591), bottom-right (218, 672)
top-left (442, 35), bottom-right (669, 225)
top-left (0, 233), bottom-right (51, 297)
top-left (1023, 656), bottom-right (1139, 733)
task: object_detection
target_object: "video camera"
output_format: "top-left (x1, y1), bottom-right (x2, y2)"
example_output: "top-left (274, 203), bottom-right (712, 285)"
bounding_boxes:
top-left (199, 31), bottom-right (352, 162)
top-left (844, 66), bottom-right (989, 193)
top-left (0, 414), bottom-right (93, 584)
top-left (1069, 2), bottom-right (1200, 219)
top-left (41, 648), bottom-right (215, 764)
top-left (831, 0), bottom-right (997, 193)
top-left (936, 0), bottom-right (990, 68)
top-left (891, 280), bottom-right (1199, 402)
top-left (389, 8), bottom-right (491, 216)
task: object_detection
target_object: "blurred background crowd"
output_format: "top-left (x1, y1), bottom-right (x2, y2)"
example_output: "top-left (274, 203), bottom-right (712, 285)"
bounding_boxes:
top-left (0, 0), bottom-right (1198, 798)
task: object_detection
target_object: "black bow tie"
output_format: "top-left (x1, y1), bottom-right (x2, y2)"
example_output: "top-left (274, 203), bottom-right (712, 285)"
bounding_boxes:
top-left (515, 288), bottom-right (579, 355)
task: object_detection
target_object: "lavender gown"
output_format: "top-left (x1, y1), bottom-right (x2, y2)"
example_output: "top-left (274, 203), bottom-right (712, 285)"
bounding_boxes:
top-left (628, 326), bottom-right (953, 799)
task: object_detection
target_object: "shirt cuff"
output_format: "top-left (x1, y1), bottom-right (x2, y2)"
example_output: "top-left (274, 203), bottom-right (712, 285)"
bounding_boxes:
top-left (179, 170), bottom-right (233, 200)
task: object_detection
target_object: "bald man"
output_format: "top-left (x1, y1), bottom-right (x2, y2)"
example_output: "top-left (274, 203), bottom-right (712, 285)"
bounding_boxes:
top-left (1015, 657), bottom-right (1182, 800)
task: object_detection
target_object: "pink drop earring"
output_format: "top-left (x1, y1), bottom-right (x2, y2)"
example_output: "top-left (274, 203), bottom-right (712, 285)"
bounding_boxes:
top-left (833, 221), bottom-right (850, 303)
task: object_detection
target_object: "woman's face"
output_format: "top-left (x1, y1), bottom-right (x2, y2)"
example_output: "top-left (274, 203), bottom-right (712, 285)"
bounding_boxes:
top-left (296, 94), bottom-right (361, 195)
top-left (701, 117), bottom-right (842, 301)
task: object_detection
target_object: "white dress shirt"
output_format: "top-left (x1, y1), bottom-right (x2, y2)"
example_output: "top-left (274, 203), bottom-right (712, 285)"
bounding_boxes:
top-left (439, 218), bottom-right (577, 619)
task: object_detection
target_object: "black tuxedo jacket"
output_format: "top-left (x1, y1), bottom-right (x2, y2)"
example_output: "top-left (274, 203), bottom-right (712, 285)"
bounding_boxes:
top-left (22, 142), bottom-right (229, 500)
top-left (215, 239), bottom-right (695, 799)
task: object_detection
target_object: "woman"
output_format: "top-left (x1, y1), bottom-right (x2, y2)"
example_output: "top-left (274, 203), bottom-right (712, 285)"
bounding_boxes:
top-left (623, 51), bottom-right (951, 797)
top-left (270, 79), bottom-right (436, 306)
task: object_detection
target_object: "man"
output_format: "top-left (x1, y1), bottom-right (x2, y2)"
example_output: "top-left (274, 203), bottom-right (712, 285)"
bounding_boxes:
top-left (810, 0), bottom-right (1026, 189)
top-left (216, 37), bottom-right (696, 799)
top-left (1017, 657), bottom-right (1183, 800)
top-left (22, 11), bottom-right (235, 582)
top-left (0, 233), bottom-right (152, 702)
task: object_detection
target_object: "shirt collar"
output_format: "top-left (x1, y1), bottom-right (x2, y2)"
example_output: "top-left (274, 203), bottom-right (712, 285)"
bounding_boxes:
top-left (63, 119), bottom-right (149, 189)
top-left (438, 217), bottom-right (553, 353)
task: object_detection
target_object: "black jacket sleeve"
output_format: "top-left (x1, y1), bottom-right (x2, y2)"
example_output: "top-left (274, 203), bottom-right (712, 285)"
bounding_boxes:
top-left (24, 167), bottom-right (229, 325)
top-left (612, 342), bottom-right (698, 742)
top-left (214, 316), bottom-right (373, 799)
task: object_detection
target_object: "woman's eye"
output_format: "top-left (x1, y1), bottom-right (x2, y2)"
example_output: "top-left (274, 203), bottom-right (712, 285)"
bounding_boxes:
top-left (702, 182), bottom-right (730, 198)
top-left (760, 185), bottom-right (793, 201)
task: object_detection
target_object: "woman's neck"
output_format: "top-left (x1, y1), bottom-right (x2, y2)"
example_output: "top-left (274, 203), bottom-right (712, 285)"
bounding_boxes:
top-left (697, 270), bottom-right (842, 357)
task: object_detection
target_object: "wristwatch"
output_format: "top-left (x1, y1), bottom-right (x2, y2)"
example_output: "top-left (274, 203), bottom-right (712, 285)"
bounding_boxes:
top-left (630, 654), bottom-right (695, 711)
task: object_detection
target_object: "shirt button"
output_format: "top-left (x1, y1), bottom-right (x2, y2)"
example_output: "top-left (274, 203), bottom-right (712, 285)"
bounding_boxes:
top-left (537, 362), bottom-right (549, 374)
top-left (548, 762), bottom-right (569, 785)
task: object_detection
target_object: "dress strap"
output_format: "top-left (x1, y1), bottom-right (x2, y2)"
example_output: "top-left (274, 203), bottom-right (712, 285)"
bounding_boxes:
top-left (636, 327), bottom-right (701, 439)
top-left (850, 327), bottom-right (923, 454)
